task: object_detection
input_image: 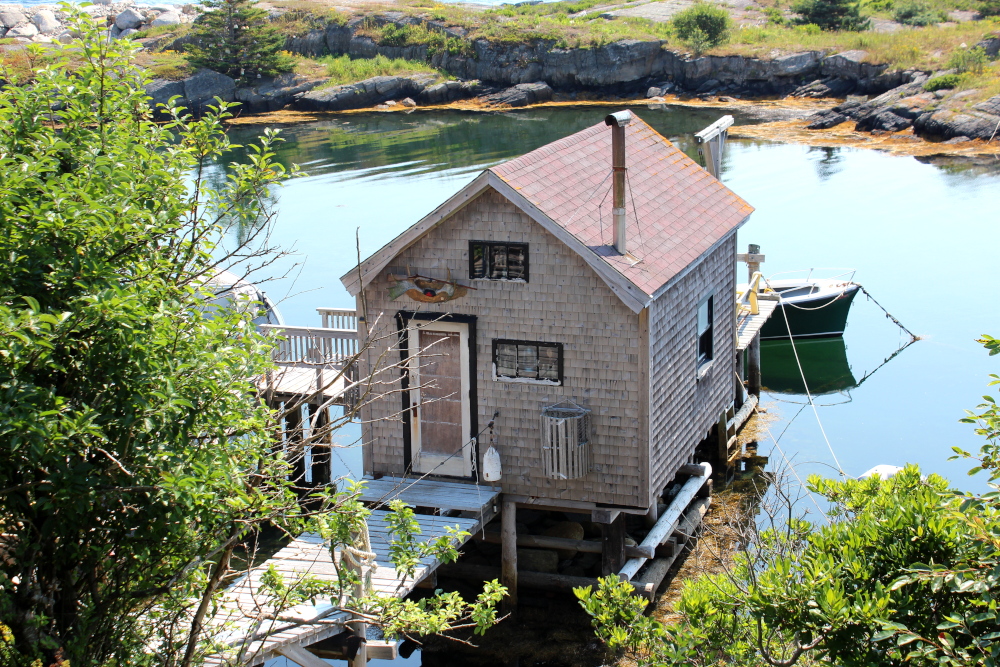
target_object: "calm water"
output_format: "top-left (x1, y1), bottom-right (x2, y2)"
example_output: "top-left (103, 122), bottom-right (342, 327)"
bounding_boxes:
top-left (223, 105), bottom-right (1000, 494)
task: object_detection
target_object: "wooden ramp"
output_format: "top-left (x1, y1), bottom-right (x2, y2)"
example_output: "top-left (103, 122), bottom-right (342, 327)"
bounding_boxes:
top-left (204, 478), bottom-right (501, 667)
top-left (736, 296), bottom-right (779, 352)
top-left (359, 475), bottom-right (501, 519)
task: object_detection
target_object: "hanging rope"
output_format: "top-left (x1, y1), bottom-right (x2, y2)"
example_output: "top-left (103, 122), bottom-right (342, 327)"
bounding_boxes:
top-left (778, 295), bottom-right (849, 478)
top-left (341, 522), bottom-right (377, 594)
top-left (857, 285), bottom-right (918, 341)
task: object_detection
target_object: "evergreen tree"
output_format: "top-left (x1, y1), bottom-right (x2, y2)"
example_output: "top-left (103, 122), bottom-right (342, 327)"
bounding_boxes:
top-left (792, 0), bottom-right (870, 30)
top-left (186, 0), bottom-right (293, 82)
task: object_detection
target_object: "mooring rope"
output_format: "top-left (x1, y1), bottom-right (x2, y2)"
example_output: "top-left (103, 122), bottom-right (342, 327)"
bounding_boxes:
top-left (778, 295), bottom-right (849, 478)
top-left (857, 285), bottom-right (918, 341)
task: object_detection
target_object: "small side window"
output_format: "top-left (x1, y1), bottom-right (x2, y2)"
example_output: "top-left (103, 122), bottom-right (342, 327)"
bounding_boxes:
top-left (470, 241), bottom-right (529, 282)
top-left (493, 339), bottom-right (562, 385)
top-left (697, 295), bottom-right (714, 367)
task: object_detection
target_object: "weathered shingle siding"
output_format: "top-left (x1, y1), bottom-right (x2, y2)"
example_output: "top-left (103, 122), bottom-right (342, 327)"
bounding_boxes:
top-left (647, 233), bottom-right (737, 498)
top-left (359, 188), bottom-right (646, 507)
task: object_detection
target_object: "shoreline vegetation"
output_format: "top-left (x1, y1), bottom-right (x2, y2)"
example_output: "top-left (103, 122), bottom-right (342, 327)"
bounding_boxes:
top-left (1, 1), bottom-right (998, 148)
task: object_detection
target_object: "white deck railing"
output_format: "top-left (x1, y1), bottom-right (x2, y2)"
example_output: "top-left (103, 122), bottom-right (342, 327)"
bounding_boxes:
top-left (317, 307), bottom-right (358, 331)
top-left (259, 324), bottom-right (358, 366)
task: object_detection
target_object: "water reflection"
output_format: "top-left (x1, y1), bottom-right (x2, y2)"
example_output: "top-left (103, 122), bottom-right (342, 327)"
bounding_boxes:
top-left (224, 105), bottom-right (769, 184)
top-left (761, 338), bottom-right (857, 396)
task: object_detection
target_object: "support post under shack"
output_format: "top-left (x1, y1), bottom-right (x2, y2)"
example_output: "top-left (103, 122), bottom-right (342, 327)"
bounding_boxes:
top-left (501, 498), bottom-right (518, 613)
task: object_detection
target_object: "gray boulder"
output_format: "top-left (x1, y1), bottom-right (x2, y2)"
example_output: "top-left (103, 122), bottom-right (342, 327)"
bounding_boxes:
top-left (183, 68), bottom-right (237, 114)
top-left (120, 28), bottom-right (139, 39)
top-left (976, 34), bottom-right (1000, 58)
top-left (56, 30), bottom-right (73, 44)
top-left (150, 11), bottom-right (180, 27)
top-left (773, 51), bottom-right (821, 77)
top-left (0, 27), bottom-right (6, 38)
top-left (0, 10), bottom-right (26, 28)
top-left (483, 81), bottom-right (552, 107)
top-left (7, 23), bottom-right (38, 38)
top-left (913, 95), bottom-right (1000, 139)
top-left (294, 74), bottom-right (433, 112)
top-left (516, 548), bottom-right (558, 574)
top-left (32, 10), bottom-right (60, 34)
top-left (806, 110), bottom-right (848, 129)
top-left (235, 72), bottom-right (326, 113)
top-left (115, 7), bottom-right (144, 30)
top-left (146, 78), bottom-right (185, 113)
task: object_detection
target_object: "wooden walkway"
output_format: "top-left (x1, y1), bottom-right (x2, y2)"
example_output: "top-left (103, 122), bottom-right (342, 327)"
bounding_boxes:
top-left (203, 478), bottom-right (501, 667)
top-left (736, 296), bottom-right (779, 352)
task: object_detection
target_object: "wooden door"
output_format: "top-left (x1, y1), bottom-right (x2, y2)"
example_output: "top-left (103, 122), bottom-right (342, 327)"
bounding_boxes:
top-left (408, 321), bottom-right (472, 477)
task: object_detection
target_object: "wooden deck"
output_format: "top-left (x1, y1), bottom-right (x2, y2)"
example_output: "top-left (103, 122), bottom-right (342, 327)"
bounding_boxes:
top-left (736, 296), bottom-right (779, 352)
top-left (257, 322), bottom-right (359, 405)
top-left (203, 478), bottom-right (501, 667)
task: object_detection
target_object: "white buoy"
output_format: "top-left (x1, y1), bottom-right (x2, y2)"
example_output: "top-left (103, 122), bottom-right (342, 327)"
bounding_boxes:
top-left (860, 464), bottom-right (903, 480)
top-left (482, 446), bottom-right (502, 482)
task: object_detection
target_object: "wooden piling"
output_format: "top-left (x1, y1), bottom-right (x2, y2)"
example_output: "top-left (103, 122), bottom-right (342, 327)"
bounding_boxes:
top-left (601, 514), bottom-right (626, 576)
top-left (501, 498), bottom-right (518, 612)
top-left (747, 332), bottom-right (761, 397)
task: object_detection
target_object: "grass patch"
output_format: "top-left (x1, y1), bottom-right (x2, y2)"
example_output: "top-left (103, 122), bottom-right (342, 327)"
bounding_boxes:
top-left (131, 22), bottom-right (191, 42)
top-left (135, 50), bottom-right (193, 80)
top-left (312, 53), bottom-right (445, 86)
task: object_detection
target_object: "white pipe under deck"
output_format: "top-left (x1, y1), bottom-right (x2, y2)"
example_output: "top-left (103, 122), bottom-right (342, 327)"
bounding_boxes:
top-left (619, 461), bottom-right (712, 582)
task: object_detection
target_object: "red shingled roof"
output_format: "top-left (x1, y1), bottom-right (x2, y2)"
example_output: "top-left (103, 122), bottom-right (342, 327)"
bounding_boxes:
top-left (490, 113), bottom-right (754, 297)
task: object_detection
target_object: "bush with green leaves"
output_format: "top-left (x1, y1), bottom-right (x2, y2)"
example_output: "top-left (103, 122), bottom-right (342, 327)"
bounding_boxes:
top-left (924, 72), bottom-right (965, 90)
top-left (186, 0), bottom-right (294, 82)
top-left (577, 337), bottom-right (1000, 667)
top-left (893, 0), bottom-right (945, 25)
top-left (948, 45), bottom-right (989, 74)
top-left (792, 0), bottom-right (870, 31)
top-left (671, 3), bottom-right (733, 56)
top-left (0, 12), bottom-right (505, 666)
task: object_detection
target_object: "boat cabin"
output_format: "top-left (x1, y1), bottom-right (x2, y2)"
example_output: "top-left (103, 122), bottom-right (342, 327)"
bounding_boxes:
top-left (341, 110), bottom-right (754, 516)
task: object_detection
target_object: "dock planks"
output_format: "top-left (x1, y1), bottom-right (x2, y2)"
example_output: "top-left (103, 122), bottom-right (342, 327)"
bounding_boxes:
top-left (203, 478), bottom-right (500, 666)
top-left (736, 298), bottom-right (779, 352)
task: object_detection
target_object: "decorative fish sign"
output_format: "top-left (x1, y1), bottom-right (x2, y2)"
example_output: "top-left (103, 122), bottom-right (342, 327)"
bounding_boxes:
top-left (388, 269), bottom-right (472, 303)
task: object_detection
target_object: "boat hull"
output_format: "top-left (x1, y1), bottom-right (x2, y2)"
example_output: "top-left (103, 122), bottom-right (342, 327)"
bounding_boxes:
top-left (760, 286), bottom-right (858, 340)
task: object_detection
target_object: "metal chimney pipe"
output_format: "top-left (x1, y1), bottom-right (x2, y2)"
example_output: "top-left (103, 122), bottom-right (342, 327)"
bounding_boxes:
top-left (605, 111), bottom-right (633, 255)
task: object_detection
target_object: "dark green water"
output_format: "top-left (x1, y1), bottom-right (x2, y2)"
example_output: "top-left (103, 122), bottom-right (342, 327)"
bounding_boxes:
top-left (222, 104), bottom-right (1000, 496)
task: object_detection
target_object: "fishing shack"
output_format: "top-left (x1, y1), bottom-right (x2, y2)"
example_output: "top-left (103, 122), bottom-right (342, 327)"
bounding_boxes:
top-left (340, 110), bottom-right (757, 602)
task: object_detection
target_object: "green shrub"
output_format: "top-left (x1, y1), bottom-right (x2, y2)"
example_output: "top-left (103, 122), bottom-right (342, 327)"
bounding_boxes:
top-left (792, 0), bottom-right (870, 30)
top-left (763, 6), bottom-right (788, 25)
top-left (948, 45), bottom-right (989, 73)
top-left (893, 0), bottom-right (945, 25)
top-left (186, 0), bottom-right (294, 81)
top-left (671, 3), bottom-right (733, 55)
top-left (923, 72), bottom-right (964, 90)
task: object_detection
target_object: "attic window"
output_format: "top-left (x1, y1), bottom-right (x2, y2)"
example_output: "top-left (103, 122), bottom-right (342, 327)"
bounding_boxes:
top-left (470, 242), bottom-right (528, 282)
top-left (493, 339), bottom-right (562, 385)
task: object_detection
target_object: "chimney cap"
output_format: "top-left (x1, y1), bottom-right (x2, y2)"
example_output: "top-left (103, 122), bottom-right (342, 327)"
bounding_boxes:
top-left (604, 110), bottom-right (633, 128)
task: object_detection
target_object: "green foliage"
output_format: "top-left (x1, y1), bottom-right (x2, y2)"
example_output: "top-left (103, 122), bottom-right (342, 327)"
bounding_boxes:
top-left (792, 0), bottom-right (871, 31)
top-left (186, 0), bottom-right (294, 82)
top-left (764, 5), bottom-right (790, 25)
top-left (893, 0), bottom-right (946, 25)
top-left (361, 20), bottom-right (472, 56)
top-left (316, 54), bottom-right (442, 86)
top-left (948, 45), bottom-right (990, 73)
top-left (0, 13), bottom-right (506, 665)
top-left (671, 3), bottom-right (734, 55)
top-left (924, 72), bottom-right (965, 89)
top-left (0, 10), bottom-right (300, 665)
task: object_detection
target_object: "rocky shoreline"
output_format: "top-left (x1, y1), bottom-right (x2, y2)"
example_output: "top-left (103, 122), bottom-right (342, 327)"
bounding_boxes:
top-left (2, 3), bottom-right (998, 145)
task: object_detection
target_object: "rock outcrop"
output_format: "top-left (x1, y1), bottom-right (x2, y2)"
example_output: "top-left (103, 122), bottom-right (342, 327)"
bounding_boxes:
top-left (806, 72), bottom-right (1000, 142)
top-left (294, 74), bottom-right (436, 112)
top-left (482, 81), bottom-right (552, 107)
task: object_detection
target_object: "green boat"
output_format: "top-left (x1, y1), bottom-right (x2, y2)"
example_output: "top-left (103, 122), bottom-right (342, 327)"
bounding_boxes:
top-left (757, 278), bottom-right (860, 340)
